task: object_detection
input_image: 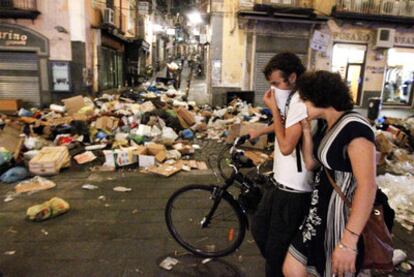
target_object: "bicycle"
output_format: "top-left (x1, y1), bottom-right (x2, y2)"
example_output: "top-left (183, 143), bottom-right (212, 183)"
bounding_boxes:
top-left (165, 135), bottom-right (272, 258)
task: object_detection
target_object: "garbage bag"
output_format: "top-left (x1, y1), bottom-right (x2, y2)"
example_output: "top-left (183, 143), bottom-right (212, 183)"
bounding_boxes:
top-left (182, 129), bottom-right (194, 140)
top-left (26, 197), bottom-right (70, 221)
top-left (0, 166), bottom-right (29, 183)
top-left (0, 149), bottom-right (12, 166)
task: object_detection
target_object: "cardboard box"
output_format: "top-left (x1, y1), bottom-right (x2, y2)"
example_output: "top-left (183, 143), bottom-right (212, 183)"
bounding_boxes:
top-left (139, 154), bottom-right (155, 167)
top-left (29, 146), bottom-right (70, 175)
top-left (226, 122), bottom-right (268, 149)
top-left (155, 150), bottom-right (167, 163)
top-left (375, 133), bottom-right (394, 154)
top-left (0, 99), bottom-right (22, 114)
top-left (146, 143), bottom-right (166, 155)
top-left (0, 125), bottom-right (24, 160)
top-left (95, 116), bottom-right (119, 131)
top-left (103, 147), bottom-right (138, 168)
top-left (177, 108), bottom-right (196, 126)
top-left (62, 96), bottom-right (85, 115)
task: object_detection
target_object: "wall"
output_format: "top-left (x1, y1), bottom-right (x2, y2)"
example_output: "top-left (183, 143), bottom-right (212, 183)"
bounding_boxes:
top-left (313, 0), bottom-right (335, 15)
top-left (221, 0), bottom-right (246, 88)
top-left (0, 0), bottom-right (72, 61)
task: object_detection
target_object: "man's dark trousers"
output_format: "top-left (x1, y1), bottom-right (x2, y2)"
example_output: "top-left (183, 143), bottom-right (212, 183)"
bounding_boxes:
top-left (251, 186), bottom-right (311, 277)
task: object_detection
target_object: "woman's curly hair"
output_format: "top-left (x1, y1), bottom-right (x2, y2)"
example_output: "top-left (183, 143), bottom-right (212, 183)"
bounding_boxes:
top-left (296, 70), bottom-right (354, 111)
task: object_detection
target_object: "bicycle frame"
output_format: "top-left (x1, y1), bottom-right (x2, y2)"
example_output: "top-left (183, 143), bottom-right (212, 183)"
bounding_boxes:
top-left (201, 140), bottom-right (260, 229)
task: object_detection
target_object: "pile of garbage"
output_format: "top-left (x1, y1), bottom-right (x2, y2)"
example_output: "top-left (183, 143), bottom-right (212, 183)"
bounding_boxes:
top-left (375, 116), bottom-right (414, 232)
top-left (375, 116), bottom-right (414, 175)
top-left (0, 82), bottom-right (271, 183)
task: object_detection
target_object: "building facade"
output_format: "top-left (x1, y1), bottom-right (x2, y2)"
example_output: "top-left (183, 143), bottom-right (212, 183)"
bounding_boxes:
top-left (208, 0), bottom-right (414, 111)
top-left (0, 0), bottom-right (155, 107)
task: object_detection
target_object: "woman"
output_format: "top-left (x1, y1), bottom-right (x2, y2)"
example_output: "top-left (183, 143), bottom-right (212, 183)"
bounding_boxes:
top-left (283, 71), bottom-right (378, 277)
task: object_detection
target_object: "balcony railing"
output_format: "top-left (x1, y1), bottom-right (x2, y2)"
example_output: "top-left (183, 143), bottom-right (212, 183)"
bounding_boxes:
top-left (335, 0), bottom-right (414, 17)
top-left (0, 0), bottom-right (39, 19)
top-left (254, 0), bottom-right (314, 8)
top-left (0, 0), bottom-right (37, 10)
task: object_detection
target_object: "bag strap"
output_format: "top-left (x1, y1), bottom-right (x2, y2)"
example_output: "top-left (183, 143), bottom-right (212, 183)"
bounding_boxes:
top-left (284, 91), bottom-right (302, 172)
top-left (324, 167), bottom-right (352, 208)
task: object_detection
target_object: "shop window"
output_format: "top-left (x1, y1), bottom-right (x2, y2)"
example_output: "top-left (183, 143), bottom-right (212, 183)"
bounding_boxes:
top-left (332, 43), bottom-right (367, 105)
top-left (382, 48), bottom-right (414, 106)
top-left (101, 47), bottom-right (124, 90)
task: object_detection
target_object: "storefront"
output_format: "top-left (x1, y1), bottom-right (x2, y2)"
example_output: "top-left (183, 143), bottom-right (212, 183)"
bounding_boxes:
top-left (328, 26), bottom-right (372, 107)
top-left (238, 9), bottom-right (327, 105)
top-left (0, 23), bottom-right (50, 106)
top-left (331, 43), bottom-right (367, 104)
top-left (125, 39), bottom-right (150, 86)
top-left (381, 31), bottom-right (414, 107)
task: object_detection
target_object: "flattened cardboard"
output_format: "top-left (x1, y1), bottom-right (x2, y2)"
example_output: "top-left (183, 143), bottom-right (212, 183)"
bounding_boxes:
top-left (0, 125), bottom-right (23, 160)
top-left (147, 163), bottom-right (181, 177)
top-left (62, 96), bottom-right (85, 115)
top-left (226, 122), bottom-right (268, 149)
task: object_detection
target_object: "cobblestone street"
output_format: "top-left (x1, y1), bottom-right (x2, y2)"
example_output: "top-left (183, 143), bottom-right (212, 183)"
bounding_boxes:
top-left (0, 140), bottom-right (413, 276)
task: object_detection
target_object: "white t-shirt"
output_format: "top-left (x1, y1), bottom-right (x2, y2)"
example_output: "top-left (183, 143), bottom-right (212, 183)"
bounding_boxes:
top-left (273, 92), bottom-right (313, 192)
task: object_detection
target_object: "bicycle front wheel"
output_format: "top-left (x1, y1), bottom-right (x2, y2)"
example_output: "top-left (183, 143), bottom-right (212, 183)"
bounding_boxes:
top-left (165, 185), bottom-right (246, 257)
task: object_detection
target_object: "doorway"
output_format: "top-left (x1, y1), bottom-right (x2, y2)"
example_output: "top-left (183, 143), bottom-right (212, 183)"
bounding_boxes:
top-left (332, 43), bottom-right (367, 105)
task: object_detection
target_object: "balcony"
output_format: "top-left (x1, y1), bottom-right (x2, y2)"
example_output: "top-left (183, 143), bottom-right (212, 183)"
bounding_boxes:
top-left (238, 0), bottom-right (328, 25)
top-left (0, 0), bottom-right (40, 19)
top-left (333, 0), bottom-right (414, 25)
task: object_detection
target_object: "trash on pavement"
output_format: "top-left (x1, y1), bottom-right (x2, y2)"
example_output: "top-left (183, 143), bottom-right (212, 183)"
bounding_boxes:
top-left (15, 176), bottom-right (56, 194)
top-left (377, 174), bottom-right (414, 231)
top-left (74, 151), bottom-right (97, 164)
top-left (113, 186), bottom-right (132, 192)
top-left (159, 257), bottom-right (179, 271)
top-left (82, 184), bottom-right (99, 190)
top-left (393, 249), bottom-right (408, 265)
top-left (26, 197), bottom-right (70, 221)
top-left (29, 146), bottom-right (70, 176)
top-left (0, 166), bottom-right (29, 183)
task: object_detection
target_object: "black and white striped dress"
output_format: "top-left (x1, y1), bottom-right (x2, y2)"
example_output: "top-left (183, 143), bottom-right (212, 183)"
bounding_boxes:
top-left (288, 111), bottom-right (375, 277)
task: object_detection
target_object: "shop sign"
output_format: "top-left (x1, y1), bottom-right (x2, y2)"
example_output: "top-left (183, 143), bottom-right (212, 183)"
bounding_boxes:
top-left (394, 35), bottom-right (414, 47)
top-left (0, 29), bottom-right (28, 46)
top-left (332, 31), bottom-right (371, 43)
top-left (138, 1), bottom-right (149, 15)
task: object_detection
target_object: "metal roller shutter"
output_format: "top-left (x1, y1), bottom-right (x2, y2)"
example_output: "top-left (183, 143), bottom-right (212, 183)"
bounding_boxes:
top-left (0, 52), bottom-right (41, 106)
top-left (253, 36), bottom-right (309, 105)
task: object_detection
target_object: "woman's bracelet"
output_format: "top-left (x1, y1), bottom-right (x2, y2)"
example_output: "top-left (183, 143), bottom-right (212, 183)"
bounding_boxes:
top-left (345, 227), bottom-right (360, 238)
top-left (338, 242), bottom-right (358, 254)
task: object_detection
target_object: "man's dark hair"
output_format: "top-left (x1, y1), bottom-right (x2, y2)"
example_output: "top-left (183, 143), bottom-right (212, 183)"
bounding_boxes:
top-left (263, 52), bottom-right (306, 82)
top-left (296, 70), bottom-right (354, 111)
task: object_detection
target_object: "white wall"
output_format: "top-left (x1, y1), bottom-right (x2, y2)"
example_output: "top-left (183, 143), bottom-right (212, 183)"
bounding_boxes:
top-left (68, 0), bottom-right (86, 42)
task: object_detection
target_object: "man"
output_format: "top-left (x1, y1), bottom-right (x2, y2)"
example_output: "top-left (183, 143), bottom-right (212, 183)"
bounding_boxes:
top-left (250, 52), bottom-right (313, 277)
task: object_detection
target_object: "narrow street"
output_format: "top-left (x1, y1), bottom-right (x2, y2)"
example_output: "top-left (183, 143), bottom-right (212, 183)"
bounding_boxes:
top-left (0, 139), bottom-right (413, 276)
top-left (1, 0), bottom-right (414, 276)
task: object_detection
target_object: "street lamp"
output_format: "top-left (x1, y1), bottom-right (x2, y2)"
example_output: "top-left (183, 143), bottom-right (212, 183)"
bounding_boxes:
top-left (186, 11), bottom-right (203, 25)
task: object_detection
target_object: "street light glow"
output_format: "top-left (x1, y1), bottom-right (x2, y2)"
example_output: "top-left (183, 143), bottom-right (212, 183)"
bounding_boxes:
top-left (187, 11), bottom-right (202, 25)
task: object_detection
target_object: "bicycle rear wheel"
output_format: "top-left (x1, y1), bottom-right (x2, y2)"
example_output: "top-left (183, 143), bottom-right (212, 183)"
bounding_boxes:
top-left (165, 184), bottom-right (246, 257)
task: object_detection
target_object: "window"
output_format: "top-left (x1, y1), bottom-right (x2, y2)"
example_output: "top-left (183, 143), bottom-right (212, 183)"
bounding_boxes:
top-left (382, 48), bottom-right (414, 106)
